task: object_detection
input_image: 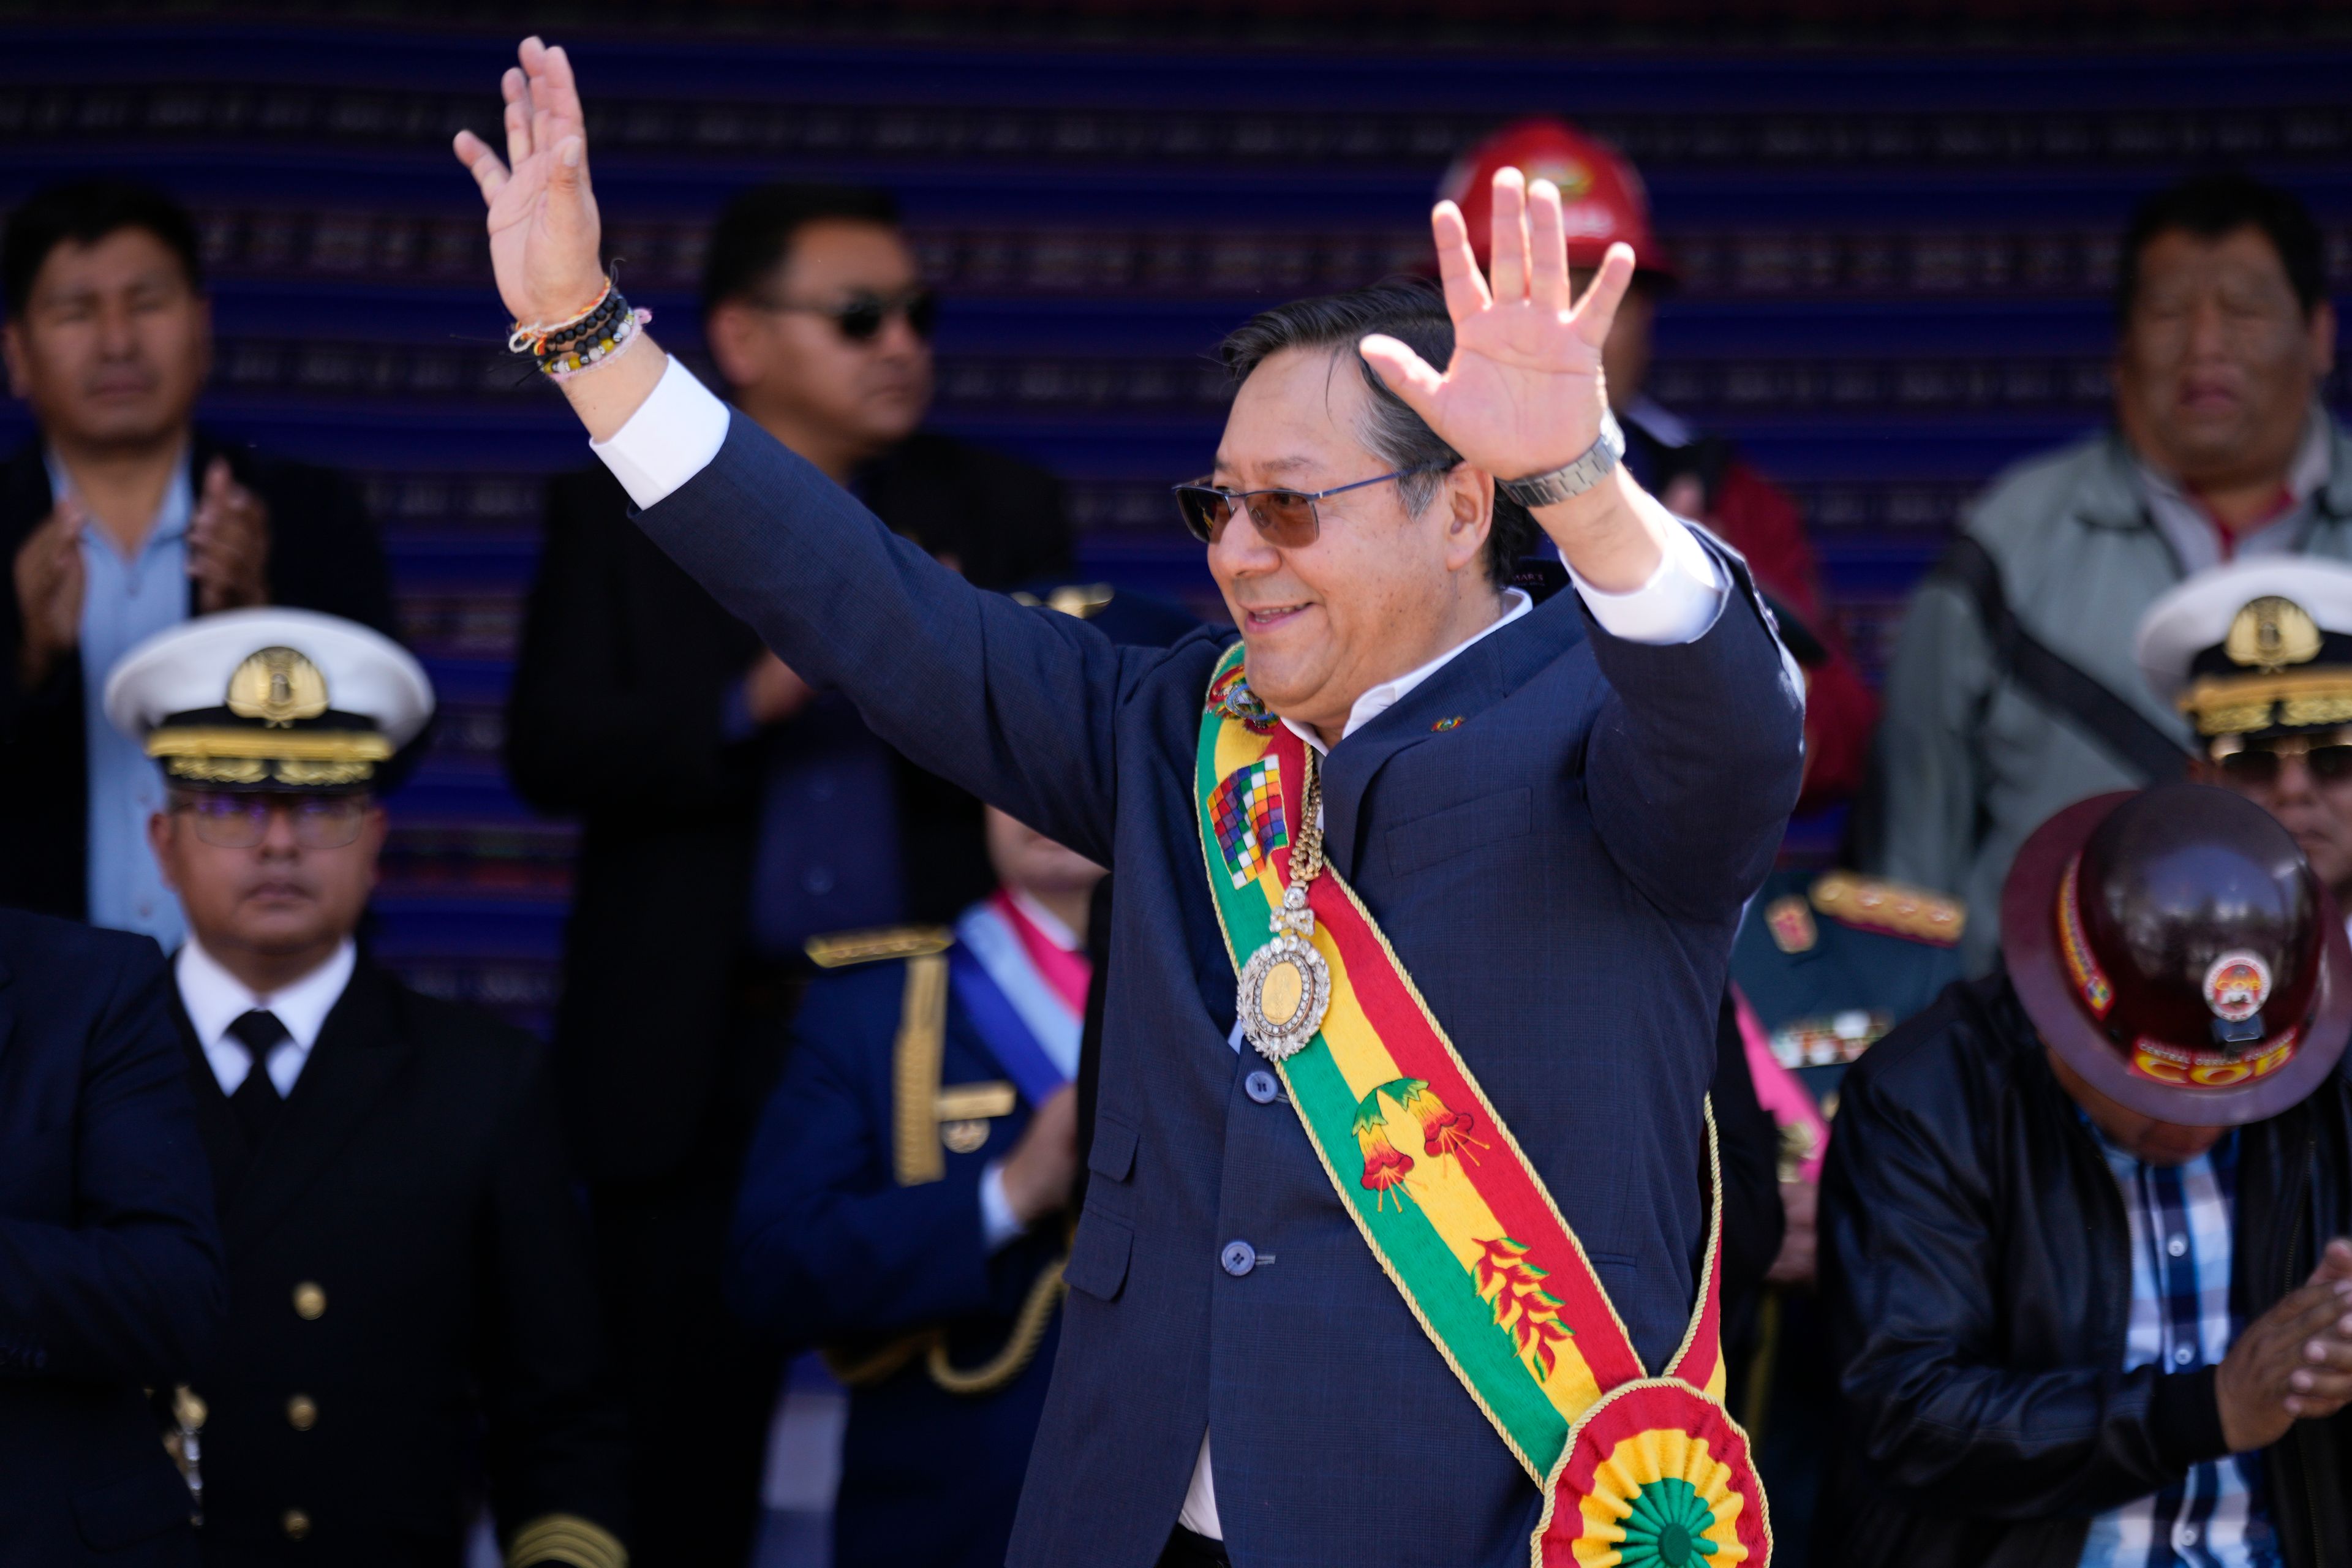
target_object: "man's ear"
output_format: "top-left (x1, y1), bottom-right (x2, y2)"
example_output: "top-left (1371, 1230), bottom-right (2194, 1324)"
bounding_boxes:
top-left (704, 301), bottom-right (768, 391)
top-left (1441, 464), bottom-right (1494, 576)
top-left (2, 320), bottom-right (28, 401)
top-left (146, 809), bottom-right (179, 893)
top-left (2308, 298), bottom-right (2337, 380)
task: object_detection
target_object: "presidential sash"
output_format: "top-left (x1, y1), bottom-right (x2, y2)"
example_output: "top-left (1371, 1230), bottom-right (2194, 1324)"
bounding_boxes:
top-left (1194, 644), bottom-right (1772, 1567)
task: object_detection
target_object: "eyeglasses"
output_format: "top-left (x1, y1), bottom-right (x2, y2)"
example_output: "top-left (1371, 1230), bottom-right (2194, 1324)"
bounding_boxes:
top-left (173, 794), bottom-right (370, 850)
top-left (2212, 731), bottom-right (2352, 787)
top-left (1170, 463), bottom-right (1455, 549)
top-left (761, 286), bottom-right (938, 344)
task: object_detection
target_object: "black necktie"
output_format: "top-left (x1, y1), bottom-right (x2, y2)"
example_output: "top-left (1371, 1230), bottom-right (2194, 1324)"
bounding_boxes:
top-left (224, 1009), bottom-right (290, 1147)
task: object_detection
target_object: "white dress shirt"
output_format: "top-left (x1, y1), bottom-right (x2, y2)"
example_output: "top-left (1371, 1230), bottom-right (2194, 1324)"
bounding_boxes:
top-left (592, 354), bottom-right (1762, 1543)
top-left (177, 937), bottom-right (357, 1098)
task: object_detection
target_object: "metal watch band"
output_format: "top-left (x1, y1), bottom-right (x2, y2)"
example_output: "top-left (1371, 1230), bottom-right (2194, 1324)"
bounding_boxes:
top-left (1495, 411), bottom-right (1626, 509)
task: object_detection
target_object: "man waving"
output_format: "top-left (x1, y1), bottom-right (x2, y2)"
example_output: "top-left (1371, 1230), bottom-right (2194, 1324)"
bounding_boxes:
top-left (458, 39), bottom-right (1801, 1568)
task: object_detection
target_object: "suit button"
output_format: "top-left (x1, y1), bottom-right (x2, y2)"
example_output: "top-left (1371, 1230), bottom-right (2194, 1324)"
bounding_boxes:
top-left (1220, 1240), bottom-right (1257, 1276)
top-left (292, 1282), bottom-right (326, 1320)
top-left (286, 1393), bottom-right (317, 1431)
top-left (1245, 1070), bottom-right (1279, 1104)
top-left (282, 1509), bottom-right (311, 1540)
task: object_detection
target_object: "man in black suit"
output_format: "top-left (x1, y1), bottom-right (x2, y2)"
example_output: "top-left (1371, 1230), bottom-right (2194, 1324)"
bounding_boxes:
top-left (108, 608), bottom-right (627, 1567)
top-left (0, 908), bottom-right (224, 1567)
top-left (0, 178), bottom-right (394, 949)
top-left (505, 181), bottom-right (1072, 1566)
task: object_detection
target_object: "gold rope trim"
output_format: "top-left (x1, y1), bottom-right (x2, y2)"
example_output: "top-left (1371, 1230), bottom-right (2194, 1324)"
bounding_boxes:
top-left (925, 1254), bottom-right (1068, 1394)
top-left (146, 726), bottom-right (393, 763)
top-left (2180, 671), bottom-right (2352, 734)
top-left (891, 953), bottom-right (950, 1185)
top-left (506, 1513), bottom-right (627, 1568)
top-left (823, 1335), bottom-right (929, 1387)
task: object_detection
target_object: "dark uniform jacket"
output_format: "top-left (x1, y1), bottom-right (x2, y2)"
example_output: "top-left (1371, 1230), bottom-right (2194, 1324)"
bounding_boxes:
top-left (632, 412), bottom-right (1802, 1568)
top-left (0, 909), bottom-right (223, 1568)
top-left (505, 434), bottom-right (1071, 1189)
top-left (0, 434), bottom-right (395, 921)
top-left (1819, 970), bottom-right (2352, 1568)
top-left (730, 936), bottom-right (1068, 1568)
top-left (168, 956), bottom-right (626, 1567)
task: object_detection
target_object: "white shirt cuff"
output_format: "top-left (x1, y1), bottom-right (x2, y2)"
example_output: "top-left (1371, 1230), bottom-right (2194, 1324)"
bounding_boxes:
top-left (588, 355), bottom-right (731, 510)
top-left (978, 1160), bottom-right (1025, 1253)
top-left (1565, 503), bottom-right (1726, 647)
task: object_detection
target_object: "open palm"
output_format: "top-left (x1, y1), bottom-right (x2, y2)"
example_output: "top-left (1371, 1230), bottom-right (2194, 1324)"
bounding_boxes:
top-left (453, 37), bottom-right (608, 328)
top-left (1360, 170), bottom-right (1632, 485)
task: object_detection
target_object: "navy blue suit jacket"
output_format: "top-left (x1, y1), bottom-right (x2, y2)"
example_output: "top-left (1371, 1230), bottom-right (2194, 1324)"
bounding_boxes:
top-left (730, 953), bottom-right (1065, 1568)
top-left (0, 908), bottom-right (225, 1566)
top-left (643, 413), bottom-right (1803, 1568)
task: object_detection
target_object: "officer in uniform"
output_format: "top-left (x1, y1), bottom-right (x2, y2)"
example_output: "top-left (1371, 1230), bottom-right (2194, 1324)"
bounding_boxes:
top-left (728, 584), bottom-right (1185, 1568)
top-left (105, 608), bottom-right (628, 1568)
top-left (2139, 557), bottom-right (2352, 923)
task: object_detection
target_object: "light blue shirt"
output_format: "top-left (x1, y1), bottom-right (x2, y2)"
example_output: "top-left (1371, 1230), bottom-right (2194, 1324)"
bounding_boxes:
top-left (53, 452), bottom-right (192, 948)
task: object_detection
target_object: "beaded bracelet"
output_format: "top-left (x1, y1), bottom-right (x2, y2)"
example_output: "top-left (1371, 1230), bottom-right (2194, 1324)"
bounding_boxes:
top-left (508, 280), bottom-right (652, 380)
top-left (541, 306), bottom-right (652, 380)
top-left (507, 281), bottom-right (616, 358)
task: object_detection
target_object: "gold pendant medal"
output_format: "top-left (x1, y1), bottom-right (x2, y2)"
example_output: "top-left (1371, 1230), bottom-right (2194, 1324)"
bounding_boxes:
top-left (1237, 749), bottom-right (1333, 1063)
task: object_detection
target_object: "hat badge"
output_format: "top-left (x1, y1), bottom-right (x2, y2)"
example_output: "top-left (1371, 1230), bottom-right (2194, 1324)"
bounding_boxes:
top-left (2203, 950), bottom-right (2273, 1024)
top-left (2224, 596), bottom-right (2321, 674)
top-left (225, 647), bottom-right (330, 728)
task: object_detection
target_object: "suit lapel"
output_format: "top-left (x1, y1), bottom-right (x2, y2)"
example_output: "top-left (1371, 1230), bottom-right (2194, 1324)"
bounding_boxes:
top-left (225, 959), bottom-right (410, 1251)
top-left (163, 987), bottom-right (248, 1203)
top-left (1319, 593), bottom-right (1588, 880)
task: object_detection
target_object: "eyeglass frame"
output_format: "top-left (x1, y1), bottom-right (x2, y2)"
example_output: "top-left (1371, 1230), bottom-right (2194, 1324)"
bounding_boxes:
top-left (167, 790), bottom-right (375, 850)
top-left (750, 284), bottom-right (938, 344)
top-left (2207, 726), bottom-right (2352, 785)
top-left (1170, 461), bottom-right (1459, 548)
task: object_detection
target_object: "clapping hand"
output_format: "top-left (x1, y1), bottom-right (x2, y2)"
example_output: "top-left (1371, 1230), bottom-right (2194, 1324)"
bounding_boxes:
top-left (13, 497), bottom-right (84, 688)
top-left (188, 457), bottom-right (270, 614)
top-left (2216, 1237), bottom-right (2352, 1452)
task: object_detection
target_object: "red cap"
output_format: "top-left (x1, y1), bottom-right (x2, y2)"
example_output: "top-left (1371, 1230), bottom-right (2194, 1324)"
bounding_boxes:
top-left (1436, 117), bottom-right (1675, 281)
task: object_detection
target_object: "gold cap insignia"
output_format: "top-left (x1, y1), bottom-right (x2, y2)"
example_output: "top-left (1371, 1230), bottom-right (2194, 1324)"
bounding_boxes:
top-left (2224, 597), bottom-right (2321, 675)
top-left (226, 647), bottom-right (331, 728)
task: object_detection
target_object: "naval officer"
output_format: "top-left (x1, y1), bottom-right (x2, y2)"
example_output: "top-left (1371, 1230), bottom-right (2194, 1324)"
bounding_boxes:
top-left (457, 38), bottom-right (1801, 1568)
top-left (108, 607), bottom-right (629, 1567)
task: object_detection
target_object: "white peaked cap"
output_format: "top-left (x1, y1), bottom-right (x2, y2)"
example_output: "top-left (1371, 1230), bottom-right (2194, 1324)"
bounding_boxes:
top-left (2135, 557), bottom-right (2352, 704)
top-left (104, 606), bottom-right (434, 746)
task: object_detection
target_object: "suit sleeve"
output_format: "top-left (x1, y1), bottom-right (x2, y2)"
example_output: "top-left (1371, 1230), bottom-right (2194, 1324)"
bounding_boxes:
top-left (631, 415), bottom-right (1167, 865)
top-left (0, 937), bottom-right (224, 1382)
top-left (1710, 991), bottom-right (1784, 1316)
top-left (477, 1049), bottom-right (630, 1567)
top-left (1819, 1049), bottom-right (2225, 1517)
top-left (727, 987), bottom-right (995, 1344)
top-left (1862, 573), bottom-right (1991, 896)
top-left (1580, 543), bottom-right (1806, 923)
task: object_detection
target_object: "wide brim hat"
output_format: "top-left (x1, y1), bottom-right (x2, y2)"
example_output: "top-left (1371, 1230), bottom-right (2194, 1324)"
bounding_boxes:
top-left (2003, 791), bottom-right (2352, 1126)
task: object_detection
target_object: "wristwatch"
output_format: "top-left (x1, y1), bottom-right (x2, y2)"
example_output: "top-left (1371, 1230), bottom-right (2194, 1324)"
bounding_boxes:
top-left (1496, 411), bottom-right (1626, 509)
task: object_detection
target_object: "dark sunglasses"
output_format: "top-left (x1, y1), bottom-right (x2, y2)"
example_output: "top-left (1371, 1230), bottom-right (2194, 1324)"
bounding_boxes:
top-left (1171, 462), bottom-right (1455, 549)
top-left (2214, 733), bottom-right (2352, 786)
top-left (764, 286), bottom-right (938, 344)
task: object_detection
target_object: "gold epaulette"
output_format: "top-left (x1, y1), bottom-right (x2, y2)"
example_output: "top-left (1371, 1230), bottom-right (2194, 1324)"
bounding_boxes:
top-left (1808, 871), bottom-right (1965, 948)
top-left (804, 925), bottom-right (955, 969)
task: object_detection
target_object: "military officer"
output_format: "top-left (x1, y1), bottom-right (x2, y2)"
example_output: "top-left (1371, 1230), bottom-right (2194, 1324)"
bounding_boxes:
top-left (2138, 557), bottom-right (2352, 925)
top-left (729, 803), bottom-right (1100, 1568)
top-left (106, 608), bottom-right (628, 1568)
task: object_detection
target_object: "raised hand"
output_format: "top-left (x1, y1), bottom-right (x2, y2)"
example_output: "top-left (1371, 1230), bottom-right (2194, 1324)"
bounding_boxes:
top-left (453, 37), bottom-right (609, 329)
top-left (1359, 168), bottom-right (1633, 488)
top-left (14, 499), bottom-right (85, 688)
top-left (187, 456), bottom-right (270, 614)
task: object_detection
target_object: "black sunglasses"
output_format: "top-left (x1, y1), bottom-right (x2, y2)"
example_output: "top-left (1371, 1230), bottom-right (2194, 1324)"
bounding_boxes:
top-left (763, 286), bottom-right (938, 344)
top-left (1171, 462), bottom-right (1455, 549)
top-left (2214, 732), bottom-right (2352, 786)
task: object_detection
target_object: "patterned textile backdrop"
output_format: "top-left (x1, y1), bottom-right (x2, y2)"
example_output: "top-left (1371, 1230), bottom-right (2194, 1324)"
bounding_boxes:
top-left (1, 23), bottom-right (2348, 1030)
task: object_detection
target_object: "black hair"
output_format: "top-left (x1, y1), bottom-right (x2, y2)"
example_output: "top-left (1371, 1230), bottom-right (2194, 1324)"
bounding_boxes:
top-left (1218, 277), bottom-right (1538, 586)
top-left (2117, 171), bottom-right (2328, 321)
top-left (698, 182), bottom-right (902, 322)
top-left (3, 177), bottom-right (203, 317)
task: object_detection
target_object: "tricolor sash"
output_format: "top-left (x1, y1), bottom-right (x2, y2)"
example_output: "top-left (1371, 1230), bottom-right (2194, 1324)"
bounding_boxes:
top-left (951, 897), bottom-right (1082, 1107)
top-left (1194, 644), bottom-right (1772, 1567)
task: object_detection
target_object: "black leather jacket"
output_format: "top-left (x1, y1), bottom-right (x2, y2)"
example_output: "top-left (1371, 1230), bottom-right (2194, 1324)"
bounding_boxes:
top-left (1817, 970), bottom-right (2352, 1568)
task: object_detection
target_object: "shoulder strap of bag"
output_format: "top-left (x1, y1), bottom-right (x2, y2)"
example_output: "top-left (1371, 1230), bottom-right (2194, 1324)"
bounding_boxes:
top-left (1938, 534), bottom-right (2188, 782)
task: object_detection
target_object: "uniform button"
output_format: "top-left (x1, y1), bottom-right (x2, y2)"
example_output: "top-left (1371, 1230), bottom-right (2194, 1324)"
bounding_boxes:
top-left (1245, 1070), bottom-right (1279, 1104)
top-left (286, 1393), bottom-right (317, 1431)
top-left (2175, 1522), bottom-right (2200, 1549)
top-left (1220, 1240), bottom-right (1257, 1276)
top-left (282, 1509), bottom-right (311, 1540)
top-left (2174, 1346), bottom-right (2195, 1366)
top-left (803, 865), bottom-right (835, 895)
top-left (2167, 1234), bottom-right (2188, 1258)
top-left (292, 1282), bottom-right (326, 1320)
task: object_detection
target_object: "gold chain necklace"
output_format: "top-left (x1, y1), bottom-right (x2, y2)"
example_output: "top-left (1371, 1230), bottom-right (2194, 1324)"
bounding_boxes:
top-left (1237, 748), bottom-right (1334, 1062)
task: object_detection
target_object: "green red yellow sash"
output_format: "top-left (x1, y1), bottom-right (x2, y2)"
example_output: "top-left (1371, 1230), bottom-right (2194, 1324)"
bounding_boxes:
top-left (1195, 644), bottom-right (1772, 1567)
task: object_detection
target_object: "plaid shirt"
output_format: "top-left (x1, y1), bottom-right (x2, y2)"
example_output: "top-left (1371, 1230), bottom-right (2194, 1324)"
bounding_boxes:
top-left (2080, 1129), bottom-right (2281, 1568)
